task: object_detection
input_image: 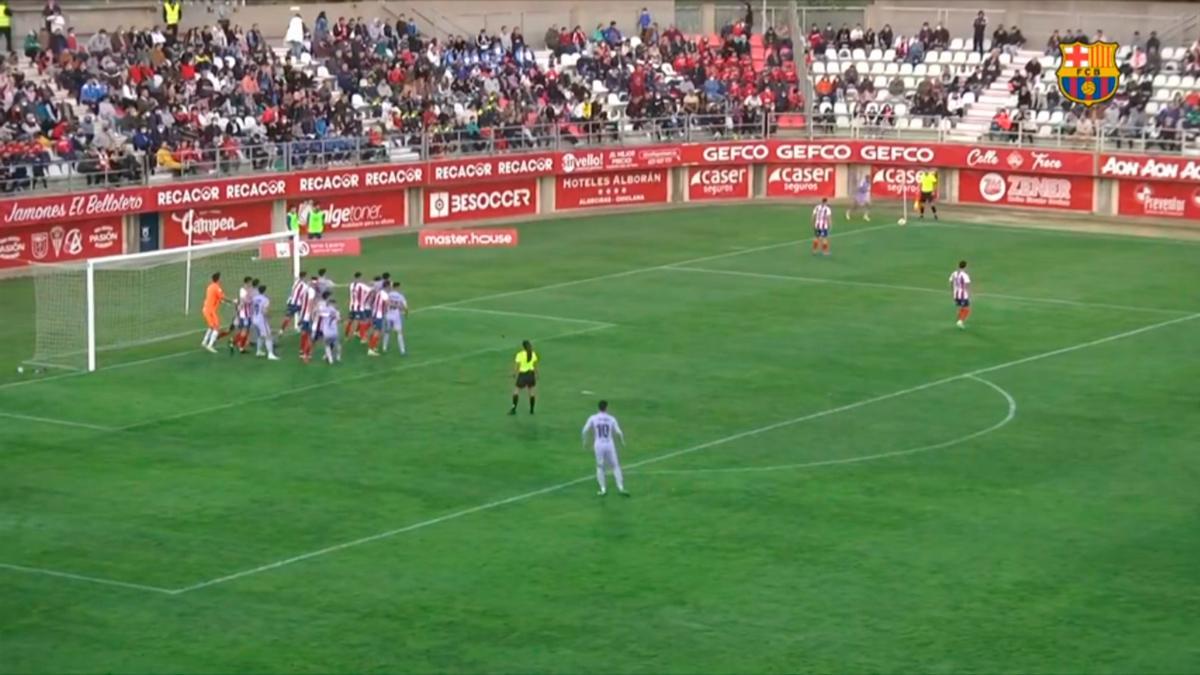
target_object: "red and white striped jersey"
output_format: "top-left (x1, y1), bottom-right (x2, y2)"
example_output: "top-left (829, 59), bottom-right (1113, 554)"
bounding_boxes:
top-left (950, 269), bottom-right (971, 300)
top-left (288, 278), bottom-right (308, 306)
top-left (812, 203), bottom-right (832, 229)
top-left (349, 281), bottom-right (372, 312)
top-left (237, 286), bottom-right (253, 319)
top-left (298, 285), bottom-right (318, 320)
top-left (371, 288), bottom-right (390, 318)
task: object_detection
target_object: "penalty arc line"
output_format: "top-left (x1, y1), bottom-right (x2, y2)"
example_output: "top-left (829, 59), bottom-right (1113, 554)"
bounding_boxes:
top-left (635, 375), bottom-right (1017, 475)
top-left (0, 562), bottom-right (176, 595)
top-left (169, 311), bottom-right (1199, 594)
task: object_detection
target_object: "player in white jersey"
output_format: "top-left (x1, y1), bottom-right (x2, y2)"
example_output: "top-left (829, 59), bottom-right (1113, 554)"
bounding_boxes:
top-left (582, 400), bottom-right (628, 496)
top-left (382, 284), bottom-right (409, 355)
top-left (314, 267), bottom-right (335, 296)
top-left (366, 280), bottom-right (392, 356)
top-left (251, 284), bottom-right (280, 360)
top-left (811, 197), bottom-right (833, 256)
top-left (316, 298), bottom-right (343, 364)
top-left (949, 260), bottom-right (971, 329)
top-left (847, 172), bottom-right (871, 221)
top-left (281, 270), bottom-right (309, 333)
top-left (347, 272), bottom-right (372, 342)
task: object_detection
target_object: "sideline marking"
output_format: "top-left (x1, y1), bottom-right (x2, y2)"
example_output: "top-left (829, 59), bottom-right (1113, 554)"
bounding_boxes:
top-left (666, 266), bottom-right (1194, 316)
top-left (428, 306), bottom-right (615, 328)
top-left (636, 375), bottom-right (1016, 475)
top-left (166, 311), bottom-right (1198, 594)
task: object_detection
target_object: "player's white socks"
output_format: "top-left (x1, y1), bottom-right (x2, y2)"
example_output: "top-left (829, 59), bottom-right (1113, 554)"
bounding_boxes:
top-left (612, 463), bottom-right (625, 492)
top-left (596, 465), bottom-right (607, 494)
top-left (201, 329), bottom-right (213, 347)
top-left (397, 334), bottom-right (406, 355)
top-left (381, 332), bottom-right (390, 351)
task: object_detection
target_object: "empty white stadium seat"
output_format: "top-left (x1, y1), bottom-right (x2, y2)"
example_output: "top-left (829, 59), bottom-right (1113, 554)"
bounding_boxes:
top-left (925, 50), bottom-right (939, 63)
top-left (950, 38), bottom-right (964, 50)
top-left (869, 48), bottom-right (883, 61)
top-left (1146, 101), bottom-right (1161, 115)
top-left (1154, 88), bottom-right (1171, 101)
top-left (952, 51), bottom-right (967, 65)
top-left (834, 101), bottom-right (849, 115)
top-left (1153, 73), bottom-right (1167, 87)
top-left (1049, 110), bottom-right (1064, 125)
top-left (873, 75), bottom-right (888, 88)
top-left (883, 49), bottom-right (896, 61)
top-left (856, 61), bottom-right (870, 74)
top-left (812, 61), bottom-right (826, 75)
top-left (967, 52), bottom-right (981, 66)
top-left (870, 62), bottom-right (885, 75)
top-left (885, 62), bottom-right (899, 75)
top-left (836, 115), bottom-right (850, 128)
top-left (903, 76), bottom-right (916, 90)
top-left (928, 64), bottom-right (942, 77)
top-left (913, 64), bottom-right (927, 77)
top-left (900, 63), bottom-right (913, 75)
top-left (894, 103), bottom-right (908, 117)
top-left (1167, 74), bottom-right (1181, 88)
top-left (961, 91), bottom-right (975, 106)
top-left (1037, 124), bottom-right (1052, 137)
top-left (852, 48), bottom-right (866, 60)
top-left (1035, 110), bottom-right (1050, 123)
top-left (998, 53), bottom-right (1011, 65)
top-left (939, 51), bottom-right (952, 64)
top-left (1180, 75), bottom-right (1196, 89)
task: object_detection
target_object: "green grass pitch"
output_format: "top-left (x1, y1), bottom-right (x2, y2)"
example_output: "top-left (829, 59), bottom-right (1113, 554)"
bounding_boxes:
top-left (1, 203), bottom-right (1198, 673)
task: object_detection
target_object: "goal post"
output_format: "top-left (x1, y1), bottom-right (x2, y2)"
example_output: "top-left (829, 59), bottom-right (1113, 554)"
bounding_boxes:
top-left (31, 231), bottom-right (300, 372)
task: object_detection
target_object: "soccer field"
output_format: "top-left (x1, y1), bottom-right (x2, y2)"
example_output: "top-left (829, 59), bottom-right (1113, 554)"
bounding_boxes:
top-left (1, 203), bottom-right (1198, 673)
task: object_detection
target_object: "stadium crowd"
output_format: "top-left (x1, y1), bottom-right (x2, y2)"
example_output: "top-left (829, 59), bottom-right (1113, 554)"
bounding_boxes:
top-left (0, 2), bottom-right (1198, 192)
top-left (0, 1), bottom-right (811, 190)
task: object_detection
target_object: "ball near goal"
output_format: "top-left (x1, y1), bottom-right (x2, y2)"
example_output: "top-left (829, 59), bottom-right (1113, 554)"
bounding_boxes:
top-left (898, 217), bottom-right (907, 226)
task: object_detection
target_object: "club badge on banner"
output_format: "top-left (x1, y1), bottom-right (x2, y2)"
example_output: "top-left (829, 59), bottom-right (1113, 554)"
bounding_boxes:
top-left (163, 201), bottom-right (275, 249)
top-left (687, 167), bottom-right (751, 200)
top-left (555, 169), bottom-right (669, 209)
top-left (0, 219), bottom-right (123, 269)
top-left (424, 178), bottom-right (539, 224)
top-left (764, 166), bottom-right (835, 197)
top-left (959, 170), bottom-right (1094, 211)
top-left (290, 192), bottom-right (407, 231)
top-left (870, 167), bottom-right (926, 199)
top-left (1116, 181), bottom-right (1200, 220)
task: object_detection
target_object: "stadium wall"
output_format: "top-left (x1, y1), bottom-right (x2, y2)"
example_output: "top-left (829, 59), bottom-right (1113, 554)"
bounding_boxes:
top-left (1, 139), bottom-right (1197, 273)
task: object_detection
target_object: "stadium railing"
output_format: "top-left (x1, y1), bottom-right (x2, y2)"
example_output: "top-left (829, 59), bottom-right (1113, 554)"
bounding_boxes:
top-left (3, 114), bottom-right (1197, 196)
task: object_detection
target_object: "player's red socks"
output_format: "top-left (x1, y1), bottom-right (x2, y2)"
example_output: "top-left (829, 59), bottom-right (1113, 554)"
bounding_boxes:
top-left (811, 239), bottom-right (820, 252)
top-left (368, 333), bottom-right (380, 350)
top-left (344, 321), bottom-right (353, 338)
top-left (300, 332), bottom-right (310, 356)
top-left (821, 240), bottom-right (830, 254)
top-left (358, 323), bottom-right (370, 341)
top-left (280, 318), bottom-right (291, 332)
top-left (957, 307), bottom-right (971, 322)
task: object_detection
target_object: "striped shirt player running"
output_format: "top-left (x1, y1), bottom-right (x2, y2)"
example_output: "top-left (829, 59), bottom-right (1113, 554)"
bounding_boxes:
top-left (346, 272), bottom-right (372, 341)
top-left (950, 260), bottom-right (971, 329)
top-left (229, 276), bottom-right (256, 354)
top-left (811, 197), bottom-right (833, 256)
top-left (281, 270), bottom-right (309, 333)
top-left (847, 172), bottom-right (871, 221)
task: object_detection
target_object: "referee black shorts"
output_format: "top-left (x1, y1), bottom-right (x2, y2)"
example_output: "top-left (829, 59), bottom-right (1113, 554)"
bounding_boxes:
top-left (515, 371), bottom-right (537, 388)
top-left (919, 190), bottom-right (935, 204)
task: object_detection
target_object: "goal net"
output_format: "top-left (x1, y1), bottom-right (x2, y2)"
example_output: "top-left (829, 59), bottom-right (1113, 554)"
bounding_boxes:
top-left (30, 232), bottom-right (299, 372)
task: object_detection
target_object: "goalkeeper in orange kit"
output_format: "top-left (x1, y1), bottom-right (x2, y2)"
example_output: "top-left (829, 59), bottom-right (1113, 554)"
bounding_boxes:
top-left (201, 272), bottom-right (234, 353)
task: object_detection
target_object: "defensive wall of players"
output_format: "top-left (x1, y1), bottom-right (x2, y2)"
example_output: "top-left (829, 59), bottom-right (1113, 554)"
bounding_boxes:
top-left (0, 140), bottom-right (1197, 270)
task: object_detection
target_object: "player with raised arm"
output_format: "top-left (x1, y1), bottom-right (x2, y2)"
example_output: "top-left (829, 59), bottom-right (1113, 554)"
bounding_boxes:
top-left (950, 260), bottom-right (971, 329)
top-left (382, 283), bottom-right (409, 356)
top-left (201, 272), bottom-right (234, 353)
top-left (847, 171), bottom-right (872, 221)
top-left (252, 284), bottom-right (280, 360)
top-left (346, 272), bottom-right (371, 340)
top-left (812, 197), bottom-right (833, 256)
top-left (281, 270), bottom-right (309, 333)
top-left (582, 400), bottom-right (628, 497)
top-left (366, 280), bottom-right (391, 356)
top-left (317, 296), bottom-right (342, 364)
top-left (297, 278), bottom-right (319, 362)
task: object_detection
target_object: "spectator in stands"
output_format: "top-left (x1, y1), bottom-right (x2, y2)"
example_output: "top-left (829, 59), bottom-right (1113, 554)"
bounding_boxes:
top-left (1158, 101), bottom-right (1183, 151)
top-left (1075, 111), bottom-right (1096, 140)
top-left (973, 11), bottom-right (987, 54)
top-left (1045, 29), bottom-right (1061, 55)
top-left (982, 51), bottom-right (1003, 86)
top-left (835, 23), bottom-right (850, 49)
top-left (946, 90), bottom-right (964, 118)
top-left (285, 9), bottom-right (304, 57)
top-left (878, 24), bottom-right (893, 50)
top-left (850, 24), bottom-right (864, 50)
top-left (1146, 30), bottom-right (1161, 56)
top-left (906, 38), bottom-right (924, 66)
top-left (992, 25), bottom-right (1008, 51)
top-left (990, 108), bottom-right (1012, 141)
top-left (815, 74), bottom-right (834, 101)
top-left (1025, 55), bottom-right (1042, 80)
top-left (1006, 26), bottom-right (1026, 54)
top-left (808, 23), bottom-right (825, 54)
top-left (887, 74), bottom-right (904, 99)
top-left (638, 7), bottom-right (651, 42)
top-left (932, 23), bottom-right (949, 50)
top-left (603, 21), bottom-right (622, 46)
top-left (544, 23), bottom-right (559, 51)
top-left (821, 22), bottom-right (834, 45)
top-left (842, 63), bottom-right (860, 90)
top-left (1129, 31), bottom-right (1143, 52)
top-left (864, 26), bottom-right (876, 49)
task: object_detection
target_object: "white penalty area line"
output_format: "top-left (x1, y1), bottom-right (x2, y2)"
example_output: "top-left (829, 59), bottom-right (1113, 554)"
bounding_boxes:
top-left (427, 306), bottom-right (615, 328)
top-left (113, 323), bottom-right (614, 432)
top-left (0, 410), bottom-right (116, 432)
top-left (665, 266), bottom-right (1195, 316)
top-left (0, 562), bottom-right (176, 595)
top-left (163, 310), bottom-right (1199, 595)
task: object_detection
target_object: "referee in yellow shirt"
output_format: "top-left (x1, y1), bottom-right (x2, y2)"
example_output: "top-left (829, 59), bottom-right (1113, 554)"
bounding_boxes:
top-left (510, 340), bottom-right (539, 415)
top-left (917, 169), bottom-right (939, 221)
